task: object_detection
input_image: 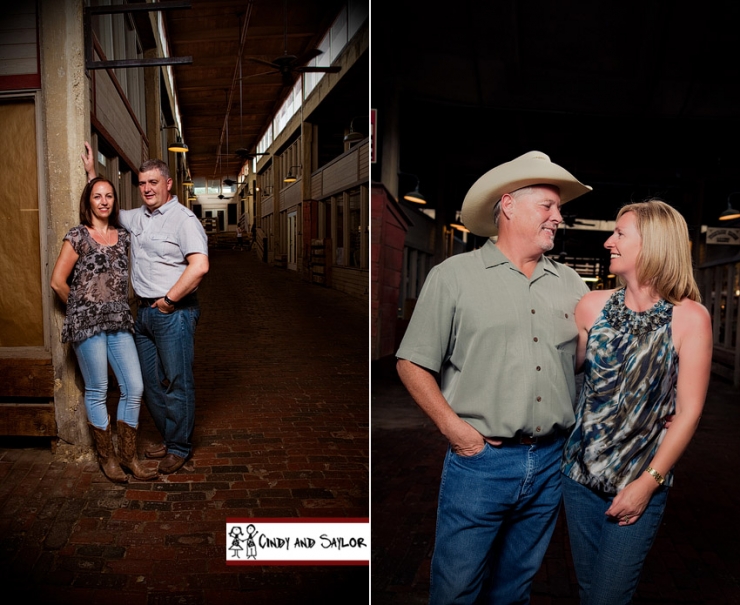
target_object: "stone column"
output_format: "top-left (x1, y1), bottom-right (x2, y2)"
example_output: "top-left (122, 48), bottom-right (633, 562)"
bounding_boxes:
top-left (39, 0), bottom-right (91, 455)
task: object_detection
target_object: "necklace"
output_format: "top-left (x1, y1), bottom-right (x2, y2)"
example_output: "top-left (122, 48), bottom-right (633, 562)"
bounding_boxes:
top-left (93, 226), bottom-right (111, 246)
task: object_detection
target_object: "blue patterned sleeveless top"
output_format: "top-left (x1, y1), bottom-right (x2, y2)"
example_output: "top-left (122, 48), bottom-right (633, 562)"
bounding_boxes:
top-left (562, 288), bottom-right (677, 494)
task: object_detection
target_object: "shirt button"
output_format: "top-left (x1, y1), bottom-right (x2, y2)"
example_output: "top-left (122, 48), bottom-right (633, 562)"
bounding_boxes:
top-left (535, 427), bottom-right (542, 433)
top-left (536, 396), bottom-right (542, 402)
top-left (531, 309), bottom-right (536, 314)
top-left (565, 313), bottom-right (569, 318)
top-left (536, 366), bottom-right (541, 371)
top-left (533, 337), bottom-right (538, 342)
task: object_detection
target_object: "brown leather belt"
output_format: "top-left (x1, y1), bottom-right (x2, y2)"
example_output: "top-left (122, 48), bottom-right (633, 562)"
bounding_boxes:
top-left (497, 431), bottom-right (561, 446)
top-left (139, 293), bottom-right (198, 308)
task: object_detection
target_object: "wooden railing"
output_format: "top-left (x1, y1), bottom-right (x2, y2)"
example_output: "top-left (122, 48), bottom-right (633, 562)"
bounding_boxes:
top-left (697, 259), bottom-right (740, 386)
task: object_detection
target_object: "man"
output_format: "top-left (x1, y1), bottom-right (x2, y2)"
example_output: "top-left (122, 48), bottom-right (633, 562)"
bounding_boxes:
top-left (396, 151), bottom-right (591, 604)
top-left (84, 145), bottom-right (209, 474)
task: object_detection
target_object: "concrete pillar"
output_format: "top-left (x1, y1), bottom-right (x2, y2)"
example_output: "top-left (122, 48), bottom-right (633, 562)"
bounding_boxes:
top-left (39, 0), bottom-right (91, 455)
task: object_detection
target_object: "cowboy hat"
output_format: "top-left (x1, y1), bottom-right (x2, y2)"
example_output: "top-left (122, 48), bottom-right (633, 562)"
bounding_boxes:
top-left (460, 150), bottom-right (592, 237)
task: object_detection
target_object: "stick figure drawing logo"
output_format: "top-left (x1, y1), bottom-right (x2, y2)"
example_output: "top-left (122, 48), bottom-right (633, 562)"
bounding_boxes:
top-left (225, 519), bottom-right (369, 564)
top-left (228, 524), bottom-right (258, 560)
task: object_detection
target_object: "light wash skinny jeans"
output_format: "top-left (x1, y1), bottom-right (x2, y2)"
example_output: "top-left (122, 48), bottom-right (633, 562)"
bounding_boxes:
top-left (72, 330), bottom-right (144, 429)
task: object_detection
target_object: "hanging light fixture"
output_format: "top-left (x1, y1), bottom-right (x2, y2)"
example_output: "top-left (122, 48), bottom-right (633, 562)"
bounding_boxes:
top-left (403, 175), bottom-right (427, 204)
top-left (284, 165), bottom-right (301, 183)
top-left (168, 137), bottom-right (189, 153)
top-left (720, 192), bottom-right (740, 221)
top-left (161, 125), bottom-right (188, 153)
top-left (343, 116), bottom-right (368, 143)
top-left (450, 210), bottom-right (468, 232)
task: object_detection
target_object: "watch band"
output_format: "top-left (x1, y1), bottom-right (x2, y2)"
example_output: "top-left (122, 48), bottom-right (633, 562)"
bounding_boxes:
top-left (645, 466), bottom-right (665, 485)
top-left (164, 295), bottom-right (176, 307)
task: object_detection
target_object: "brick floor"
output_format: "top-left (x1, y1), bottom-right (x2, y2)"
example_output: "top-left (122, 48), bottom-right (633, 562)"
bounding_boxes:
top-left (0, 249), bottom-right (368, 603)
top-left (371, 364), bottom-right (740, 604)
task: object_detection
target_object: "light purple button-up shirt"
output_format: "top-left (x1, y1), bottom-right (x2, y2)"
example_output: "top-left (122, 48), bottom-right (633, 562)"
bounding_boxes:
top-left (119, 196), bottom-right (208, 298)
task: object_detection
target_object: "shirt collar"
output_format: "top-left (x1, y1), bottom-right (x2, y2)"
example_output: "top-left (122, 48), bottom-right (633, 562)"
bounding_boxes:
top-left (144, 195), bottom-right (179, 217)
top-left (480, 238), bottom-right (562, 278)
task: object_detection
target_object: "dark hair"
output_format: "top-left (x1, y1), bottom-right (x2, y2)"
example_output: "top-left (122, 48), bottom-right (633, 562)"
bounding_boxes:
top-left (79, 177), bottom-right (119, 227)
top-left (139, 158), bottom-right (170, 179)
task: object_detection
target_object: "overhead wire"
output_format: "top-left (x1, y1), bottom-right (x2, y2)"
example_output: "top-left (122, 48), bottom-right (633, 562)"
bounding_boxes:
top-left (213, 0), bottom-right (256, 177)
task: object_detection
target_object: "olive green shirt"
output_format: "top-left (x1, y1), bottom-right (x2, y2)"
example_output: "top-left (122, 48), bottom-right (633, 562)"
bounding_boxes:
top-left (397, 239), bottom-right (589, 438)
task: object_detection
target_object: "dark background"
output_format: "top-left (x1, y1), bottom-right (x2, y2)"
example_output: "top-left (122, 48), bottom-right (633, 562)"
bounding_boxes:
top-left (372, 0), bottom-right (740, 263)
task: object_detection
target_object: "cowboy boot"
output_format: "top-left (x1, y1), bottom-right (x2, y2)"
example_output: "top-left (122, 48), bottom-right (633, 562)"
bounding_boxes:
top-left (144, 442), bottom-right (167, 459)
top-left (117, 420), bottom-right (158, 480)
top-left (89, 420), bottom-right (128, 483)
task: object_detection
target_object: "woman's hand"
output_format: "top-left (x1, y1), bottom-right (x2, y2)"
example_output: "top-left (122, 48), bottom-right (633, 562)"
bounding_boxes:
top-left (81, 141), bottom-right (96, 180)
top-left (605, 474), bottom-right (658, 526)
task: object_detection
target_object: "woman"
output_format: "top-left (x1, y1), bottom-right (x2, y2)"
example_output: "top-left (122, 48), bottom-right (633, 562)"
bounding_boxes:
top-left (51, 177), bottom-right (157, 482)
top-left (561, 199), bottom-right (712, 604)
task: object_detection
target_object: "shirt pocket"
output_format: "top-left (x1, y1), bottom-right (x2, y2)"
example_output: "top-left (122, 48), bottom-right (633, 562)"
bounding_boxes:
top-left (550, 308), bottom-right (578, 350)
top-left (151, 231), bottom-right (180, 257)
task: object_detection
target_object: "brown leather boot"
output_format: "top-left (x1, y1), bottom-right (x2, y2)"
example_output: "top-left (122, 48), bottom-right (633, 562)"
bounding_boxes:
top-left (89, 421), bottom-right (127, 483)
top-left (117, 420), bottom-right (158, 480)
top-left (144, 442), bottom-right (167, 459)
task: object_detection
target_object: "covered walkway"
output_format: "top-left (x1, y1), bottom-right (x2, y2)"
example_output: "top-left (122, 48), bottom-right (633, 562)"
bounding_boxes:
top-left (372, 367), bottom-right (740, 604)
top-left (0, 249), bottom-right (368, 603)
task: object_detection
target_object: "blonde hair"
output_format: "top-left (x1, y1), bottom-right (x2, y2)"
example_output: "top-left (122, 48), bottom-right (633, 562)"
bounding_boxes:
top-left (616, 199), bottom-right (700, 304)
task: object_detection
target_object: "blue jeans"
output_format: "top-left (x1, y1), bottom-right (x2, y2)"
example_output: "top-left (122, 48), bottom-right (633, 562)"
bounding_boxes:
top-left (562, 473), bottom-right (669, 605)
top-left (134, 303), bottom-right (200, 459)
top-left (72, 330), bottom-right (143, 429)
top-left (430, 436), bottom-right (565, 605)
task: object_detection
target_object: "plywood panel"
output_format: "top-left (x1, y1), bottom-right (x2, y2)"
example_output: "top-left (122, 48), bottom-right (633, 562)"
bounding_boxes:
top-left (0, 99), bottom-right (42, 346)
top-left (0, 353), bottom-right (54, 397)
top-left (0, 404), bottom-right (57, 437)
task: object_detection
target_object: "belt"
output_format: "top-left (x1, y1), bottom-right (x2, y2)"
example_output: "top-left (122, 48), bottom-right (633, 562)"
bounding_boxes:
top-left (496, 431), bottom-right (561, 446)
top-left (139, 293), bottom-right (197, 308)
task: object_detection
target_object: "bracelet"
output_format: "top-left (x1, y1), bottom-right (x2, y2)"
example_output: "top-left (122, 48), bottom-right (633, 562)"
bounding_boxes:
top-left (645, 466), bottom-right (665, 486)
top-left (163, 295), bottom-right (176, 307)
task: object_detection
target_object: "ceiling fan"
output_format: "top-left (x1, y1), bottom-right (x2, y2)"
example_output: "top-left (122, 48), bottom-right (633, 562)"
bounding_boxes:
top-left (234, 148), bottom-right (270, 161)
top-left (247, 0), bottom-right (341, 87)
top-left (562, 212), bottom-right (596, 228)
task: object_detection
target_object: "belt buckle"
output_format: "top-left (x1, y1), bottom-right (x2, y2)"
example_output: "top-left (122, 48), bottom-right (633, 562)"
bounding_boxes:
top-left (519, 434), bottom-right (538, 445)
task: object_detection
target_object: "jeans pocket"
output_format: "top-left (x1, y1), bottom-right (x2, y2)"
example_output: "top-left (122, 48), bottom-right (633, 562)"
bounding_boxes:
top-left (452, 442), bottom-right (490, 462)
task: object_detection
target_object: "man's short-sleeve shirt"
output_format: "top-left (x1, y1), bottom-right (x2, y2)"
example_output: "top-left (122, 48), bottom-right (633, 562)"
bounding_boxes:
top-left (119, 196), bottom-right (208, 298)
top-left (396, 239), bottom-right (589, 438)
